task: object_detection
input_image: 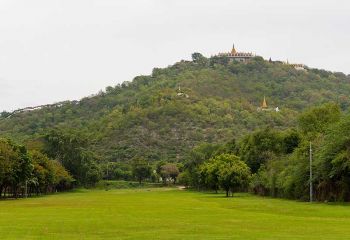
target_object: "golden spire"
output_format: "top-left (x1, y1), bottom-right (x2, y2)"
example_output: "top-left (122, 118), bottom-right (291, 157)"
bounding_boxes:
top-left (262, 96), bottom-right (268, 108)
top-left (231, 43), bottom-right (237, 55)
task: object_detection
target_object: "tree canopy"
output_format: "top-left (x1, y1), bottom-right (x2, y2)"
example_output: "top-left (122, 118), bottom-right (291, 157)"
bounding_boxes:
top-left (0, 138), bottom-right (72, 198)
top-left (0, 56), bottom-right (349, 164)
top-left (200, 154), bottom-right (251, 197)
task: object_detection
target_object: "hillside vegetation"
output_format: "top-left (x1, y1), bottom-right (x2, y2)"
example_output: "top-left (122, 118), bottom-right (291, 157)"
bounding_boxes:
top-left (1, 55), bottom-right (349, 163)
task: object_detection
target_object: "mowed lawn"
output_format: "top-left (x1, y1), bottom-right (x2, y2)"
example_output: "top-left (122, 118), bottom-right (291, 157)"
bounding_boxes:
top-left (0, 189), bottom-right (350, 239)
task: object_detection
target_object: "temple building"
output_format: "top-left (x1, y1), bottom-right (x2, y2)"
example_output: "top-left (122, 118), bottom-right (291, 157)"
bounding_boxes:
top-left (217, 44), bottom-right (255, 63)
top-left (257, 96), bottom-right (280, 112)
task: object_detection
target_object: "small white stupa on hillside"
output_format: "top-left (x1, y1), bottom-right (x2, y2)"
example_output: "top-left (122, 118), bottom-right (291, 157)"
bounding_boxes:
top-left (176, 85), bottom-right (189, 98)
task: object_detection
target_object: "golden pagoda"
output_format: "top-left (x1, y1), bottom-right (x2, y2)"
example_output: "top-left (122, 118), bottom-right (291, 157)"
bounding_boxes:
top-left (262, 96), bottom-right (268, 108)
top-left (231, 43), bottom-right (237, 55)
top-left (257, 96), bottom-right (280, 112)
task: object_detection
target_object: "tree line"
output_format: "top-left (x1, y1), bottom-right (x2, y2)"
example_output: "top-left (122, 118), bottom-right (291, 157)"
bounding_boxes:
top-left (1, 54), bottom-right (350, 165)
top-left (1, 128), bottom-right (185, 198)
top-left (0, 129), bottom-right (107, 199)
top-left (0, 138), bottom-right (72, 198)
top-left (179, 103), bottom-right (350, 201)
top-left (2, 102), bottom-right (348, 202)
top-left (102, 158), bottom-right (181, 185)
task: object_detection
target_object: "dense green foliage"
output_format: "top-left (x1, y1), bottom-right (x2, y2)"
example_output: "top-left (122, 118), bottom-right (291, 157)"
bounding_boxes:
top-left (181, 103), bottom-right (350, 201)
top-left (1, 188), bottom-right (350, 239)
top-left (1, 55), bottom-right (349, 164)
top-left (43, 130), bottom-right (102, 186)
top-left (243, 104), bottom-right (350, 201)
top-left (131, 158), bottom-right (152, 184)
top-left (0, 138), bottom-right (72, 198)
top-left (95, 180), bottom-right (163, 190)
top-left (238, 128), bottom-right (300, 173)
top-left (1, 54), bottom-right (350, 201)
top-left (200, 154), bottom-right (250, 196)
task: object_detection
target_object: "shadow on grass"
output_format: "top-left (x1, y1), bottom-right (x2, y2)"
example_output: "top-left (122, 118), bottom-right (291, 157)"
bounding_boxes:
top-left (202, 193), bottom-right (251, 199)
top-left (183, 188), bottom-right (251, 199)
top-left (184, 188), bottom-right (350, 206)
top-left (0, 188), bottom-right (89, 201)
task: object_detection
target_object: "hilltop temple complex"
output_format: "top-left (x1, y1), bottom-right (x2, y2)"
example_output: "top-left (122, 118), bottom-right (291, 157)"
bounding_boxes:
top-left (217, 44), bottom-right (255, 63)
top-left (215, 44), bottom-right (306, 71)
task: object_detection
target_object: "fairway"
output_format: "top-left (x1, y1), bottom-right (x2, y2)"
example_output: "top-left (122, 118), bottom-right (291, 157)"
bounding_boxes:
top-left (1, 189), bottom-right (350, 239)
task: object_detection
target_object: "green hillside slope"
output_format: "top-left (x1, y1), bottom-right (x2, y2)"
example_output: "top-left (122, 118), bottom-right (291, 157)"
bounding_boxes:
top-left (1, 55), bottom-right (349, 162)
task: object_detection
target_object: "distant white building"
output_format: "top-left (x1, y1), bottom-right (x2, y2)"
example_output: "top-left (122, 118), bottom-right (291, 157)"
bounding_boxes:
top-left (284, 61), bottom-right (307, 71)
top-left (176, 85), bottom-right (189, 98)
top-left (291, 63), bottom-right (306, 71)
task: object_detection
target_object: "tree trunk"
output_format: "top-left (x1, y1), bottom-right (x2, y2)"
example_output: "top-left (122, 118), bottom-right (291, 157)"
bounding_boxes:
top-left (13, 186), bottom-right (17, 199)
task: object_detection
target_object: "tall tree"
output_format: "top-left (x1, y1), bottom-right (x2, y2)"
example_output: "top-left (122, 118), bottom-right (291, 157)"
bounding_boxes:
top-left (44, 129), bottom-right (101, 186)
top-left (216, 154), bottom-right (251, 197)
top-left (200, 154), bottom-right (251, 197)
top-left (239, 128), bottom-right (282, 173)
top-left (132, 158), bottom-right (151, 184)
top-left (298, 103), bottom-right (341, 136)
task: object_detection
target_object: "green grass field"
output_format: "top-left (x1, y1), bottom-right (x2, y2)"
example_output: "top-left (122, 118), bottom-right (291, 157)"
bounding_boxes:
top-left (1, 188), bottom-right (350, 239)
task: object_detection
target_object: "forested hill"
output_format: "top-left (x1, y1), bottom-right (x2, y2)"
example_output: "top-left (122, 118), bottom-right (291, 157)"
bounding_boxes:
top-left (1, 54), bottom-right (350, 163)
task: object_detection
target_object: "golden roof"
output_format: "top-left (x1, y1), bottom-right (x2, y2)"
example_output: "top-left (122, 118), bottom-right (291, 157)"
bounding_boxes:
top-left (216, 44), bottom-right (254, 58)
top-left (231, 46), bottom-right (237, 55)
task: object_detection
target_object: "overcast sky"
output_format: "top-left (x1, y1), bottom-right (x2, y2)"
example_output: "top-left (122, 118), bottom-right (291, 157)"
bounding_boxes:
top-left (0, 0), bottom-right (349, 111)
